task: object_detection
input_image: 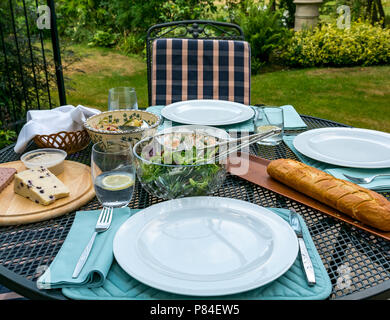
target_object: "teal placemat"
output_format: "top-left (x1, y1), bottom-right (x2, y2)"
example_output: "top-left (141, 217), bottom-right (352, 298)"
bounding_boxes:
top-left (283, 135), bottom-right (332, 171)
top-left (146, 105), bottom-right (254, 132)
top-left (37, 208), bottom-right (133, 289)
top-left (62, 208), bottom-right (332, 300)
top-left (283, 135), bottom-right (390, 191)
top-left (147, 105), bottom-right (307, 133)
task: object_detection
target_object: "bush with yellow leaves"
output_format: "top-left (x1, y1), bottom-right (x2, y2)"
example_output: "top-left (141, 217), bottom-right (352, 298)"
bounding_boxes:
top-left (277, 21), bottom-right (390, 67)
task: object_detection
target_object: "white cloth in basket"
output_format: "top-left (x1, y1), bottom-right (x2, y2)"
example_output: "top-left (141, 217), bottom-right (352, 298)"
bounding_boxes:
top-left (14, 105), bottom-right (101, 153)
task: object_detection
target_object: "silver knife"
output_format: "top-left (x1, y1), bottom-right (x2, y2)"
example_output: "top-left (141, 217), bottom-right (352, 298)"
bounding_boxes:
top-left (289, 209), bottom-right (316, 286)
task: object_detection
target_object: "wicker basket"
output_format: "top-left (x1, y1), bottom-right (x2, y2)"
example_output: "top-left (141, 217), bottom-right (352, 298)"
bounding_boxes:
top-left (33, 130), bottom-right (91, 155)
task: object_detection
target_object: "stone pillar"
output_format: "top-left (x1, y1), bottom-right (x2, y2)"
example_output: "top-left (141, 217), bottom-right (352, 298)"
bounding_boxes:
top-left (293, 0), bottom-right (323, 31)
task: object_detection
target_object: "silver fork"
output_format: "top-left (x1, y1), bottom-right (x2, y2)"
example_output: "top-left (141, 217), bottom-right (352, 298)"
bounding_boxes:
top-left (72, 206), bottom-right (113, 278)
top-left (342, 173), bottom-right (390, 184)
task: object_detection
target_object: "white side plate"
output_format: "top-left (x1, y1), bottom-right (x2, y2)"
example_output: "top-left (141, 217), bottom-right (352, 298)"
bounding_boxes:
top-left (113, 197), bottom-right (298, 296)
top-left (161, 99), bottom-right (254, 126)
top-left (293, 127), bottom-right (390, 168)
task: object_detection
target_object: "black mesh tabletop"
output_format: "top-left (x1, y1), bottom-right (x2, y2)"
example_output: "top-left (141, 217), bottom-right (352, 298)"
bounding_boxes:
top-left (0, 115), bottom-right (389, 300)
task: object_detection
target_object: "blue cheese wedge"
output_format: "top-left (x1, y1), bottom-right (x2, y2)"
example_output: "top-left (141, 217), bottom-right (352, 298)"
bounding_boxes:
top-left (14, 167), bottom-right (69, 205)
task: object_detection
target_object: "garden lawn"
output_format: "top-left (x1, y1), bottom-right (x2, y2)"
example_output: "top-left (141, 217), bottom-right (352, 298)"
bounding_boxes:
top-left (61, 44), bottom-right (148, 109)
top-left (61, 45), bottom-right (390, 133)
top-left (251, 66), bottom-right (390, 132)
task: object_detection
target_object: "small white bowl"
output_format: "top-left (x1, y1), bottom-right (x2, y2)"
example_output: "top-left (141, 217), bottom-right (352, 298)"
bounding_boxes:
top-left (21, 148), bottom-right (67, 175)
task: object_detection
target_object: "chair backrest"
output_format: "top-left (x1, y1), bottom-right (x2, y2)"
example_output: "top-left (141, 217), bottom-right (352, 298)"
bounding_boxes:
top-left (146, 20), bottom-right (251, 106)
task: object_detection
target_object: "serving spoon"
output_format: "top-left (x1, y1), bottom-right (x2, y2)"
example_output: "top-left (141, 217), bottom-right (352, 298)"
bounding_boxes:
top-left (210, 128), bottom-right (281, 163)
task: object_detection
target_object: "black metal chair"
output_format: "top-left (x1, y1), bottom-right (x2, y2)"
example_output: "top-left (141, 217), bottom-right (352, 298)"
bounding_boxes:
top-left (146, 20), bottom-right (251, 107)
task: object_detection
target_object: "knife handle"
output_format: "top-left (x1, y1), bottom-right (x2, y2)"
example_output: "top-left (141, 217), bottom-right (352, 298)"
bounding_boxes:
top-left (298, 237), bottom-right (316, 286)
top-left (72, 231), bottom-right (97, 279)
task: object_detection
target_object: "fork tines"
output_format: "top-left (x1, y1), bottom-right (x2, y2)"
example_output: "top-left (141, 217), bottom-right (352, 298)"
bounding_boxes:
top-left (99, 207), bottom-right (113, 226)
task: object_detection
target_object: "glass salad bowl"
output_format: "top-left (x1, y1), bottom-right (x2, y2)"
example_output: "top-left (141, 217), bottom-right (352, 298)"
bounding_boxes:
top-left (132, 132), bottom-right (227, 200)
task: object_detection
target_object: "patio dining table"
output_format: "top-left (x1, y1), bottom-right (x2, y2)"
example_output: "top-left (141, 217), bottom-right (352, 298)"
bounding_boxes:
top-left (0, 114), bottom-right (389, 300)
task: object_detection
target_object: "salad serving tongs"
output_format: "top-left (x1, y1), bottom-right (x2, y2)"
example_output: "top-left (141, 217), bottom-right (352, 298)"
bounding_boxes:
top-left (195, 127), bottom-right (282, 164)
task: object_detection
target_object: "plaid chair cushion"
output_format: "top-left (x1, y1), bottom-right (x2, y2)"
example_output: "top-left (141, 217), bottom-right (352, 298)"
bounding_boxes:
top-left (151, 38), bottom-right (251, 106)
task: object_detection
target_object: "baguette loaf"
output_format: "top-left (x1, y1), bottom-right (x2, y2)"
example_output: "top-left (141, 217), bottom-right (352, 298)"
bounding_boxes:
top-left (267, 159), bottom-right (390, 231)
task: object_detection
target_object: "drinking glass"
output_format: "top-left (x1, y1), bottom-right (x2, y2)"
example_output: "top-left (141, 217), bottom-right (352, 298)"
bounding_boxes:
top-left (91, 141), bottom-right (135, 208)
top-left (108, 87), bottom-right (138, 110)
top-left (253, 106), bottom-right (284, 146)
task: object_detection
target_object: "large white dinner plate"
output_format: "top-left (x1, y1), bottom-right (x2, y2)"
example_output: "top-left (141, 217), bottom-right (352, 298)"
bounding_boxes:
top-left (161, 99), bottom-right (254, 126)
top-left (293, 127), bottom-right (390, 168)
top-left (113, 197), bottom-right (298, 296)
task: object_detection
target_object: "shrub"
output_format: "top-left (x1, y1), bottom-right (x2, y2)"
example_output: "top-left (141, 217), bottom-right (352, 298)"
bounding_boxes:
top-left (88, 30), bottom-right (119, 47)
top-left (320, 0), bottom-right (386, 26)
top-left (117, 32), bottom-right (145, 56)
top-left (159, 0), bottom-right (217, 22)
top-left (0, 121), bottom-right (16, 149)
top-left (232, 0), bottom-right (291, 74)
top-left (56, 0), bottom-right (217, 48)
top-left (279, 0), bottom-right (295, 28)
top-left (56, 0), bottom-right (116, 43)
top-left (277, 21), bottom-right (390, 67)
top-left (0, 1), bottom-right (56, 131)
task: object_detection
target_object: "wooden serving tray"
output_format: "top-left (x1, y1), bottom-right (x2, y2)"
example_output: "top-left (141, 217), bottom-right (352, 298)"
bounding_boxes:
top-left (226, 154), bottom-right (390, 241)
top-left (0, 160), bottom-right (95, 226)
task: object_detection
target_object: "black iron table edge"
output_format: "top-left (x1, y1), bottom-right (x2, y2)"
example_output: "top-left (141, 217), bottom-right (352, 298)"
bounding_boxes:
top-left (2, 255), bottom-right (388, 300)
top-left (334, 279), bottom-right (390, 300)
top-left (1, 115), bottom-right (389, 300)
top-left (299, 114), bottom-right (350, 128)
top-left (0, 265), bottom-right (65, 300)
top-left (0, 143), bottom-right (17, 156)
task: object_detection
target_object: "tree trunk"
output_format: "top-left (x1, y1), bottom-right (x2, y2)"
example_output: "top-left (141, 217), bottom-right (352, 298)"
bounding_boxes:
top-left (375, 0), bottom-right (386, 26)
top-left (270, 0), bottom-right (276, 11)
top-left (366, 0), bottom-right (373, 22)
top-left (366, 0), bottom-right (385, 26)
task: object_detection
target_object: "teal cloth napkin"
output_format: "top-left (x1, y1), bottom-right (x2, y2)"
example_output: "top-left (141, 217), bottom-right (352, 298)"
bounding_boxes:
top-left (283, 135), bottom-right (390, 191)
top-left (280, 105), bottom-right (307, 130)
top-left (37, 207), bottom-right (134, 289)
top-left (61, 208), bottom-right (332, 300)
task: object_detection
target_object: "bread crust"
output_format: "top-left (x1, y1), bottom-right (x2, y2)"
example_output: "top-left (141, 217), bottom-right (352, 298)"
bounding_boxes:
top-left (267, 159), bottom-right (390, 231)
top-left (0, 168), bottom-right (17, 193)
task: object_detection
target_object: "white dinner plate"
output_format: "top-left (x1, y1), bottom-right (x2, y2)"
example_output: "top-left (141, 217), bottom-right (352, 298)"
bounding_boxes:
top-left (161, 99), bottom-right (254, 126)
top-left (113, 197), bottom-right (298, 296)
top-left (293, 127), bottom-right (390, 168)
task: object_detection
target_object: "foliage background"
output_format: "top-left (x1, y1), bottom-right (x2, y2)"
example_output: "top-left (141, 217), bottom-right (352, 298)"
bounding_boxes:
top-left (0, 0), bottom-right (389, 148)
top-left (0, 0), bottom-right (55, 147)
top-left (54, 0), bottom-right (390, 71)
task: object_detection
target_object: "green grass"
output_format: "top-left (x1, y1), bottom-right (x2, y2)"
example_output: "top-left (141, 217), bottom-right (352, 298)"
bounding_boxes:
top-left (60, 44), bottom-right (390, 133)
top-left (251, 66), bottom-right (390, 132)
top-left (65, 69), bottom-right (149, 109)
top-left (60, 44), bottom-right (148, 109)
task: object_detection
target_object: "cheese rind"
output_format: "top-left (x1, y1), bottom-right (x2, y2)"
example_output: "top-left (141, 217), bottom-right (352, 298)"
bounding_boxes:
top-left (14, 167), bottom-right (69, 205)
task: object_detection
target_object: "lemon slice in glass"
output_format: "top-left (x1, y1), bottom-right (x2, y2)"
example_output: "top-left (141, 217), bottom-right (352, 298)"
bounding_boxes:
top-left (101, 174), bottom-right (135, 191)
top-left (256, 125), bottom-right (280, 133)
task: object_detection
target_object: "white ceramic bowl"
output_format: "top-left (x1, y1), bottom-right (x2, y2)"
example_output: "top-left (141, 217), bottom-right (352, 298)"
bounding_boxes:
top-left (21, 148), bottom-right (67, 175)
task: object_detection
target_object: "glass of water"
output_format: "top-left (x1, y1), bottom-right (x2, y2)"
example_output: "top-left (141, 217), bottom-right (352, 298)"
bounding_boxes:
top-left (254, 106), bottom-right (284, 146)
top-left (108, 87), bottom-right (138, 110)
top-left (91, 141), bottom-right (135, 208)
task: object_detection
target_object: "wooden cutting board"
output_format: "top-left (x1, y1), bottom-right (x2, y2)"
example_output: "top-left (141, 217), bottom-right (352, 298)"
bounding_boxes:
top-left (226, 153), bottom-right (390, 241)
top-left (0, 160), bottom-right (95, 226)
